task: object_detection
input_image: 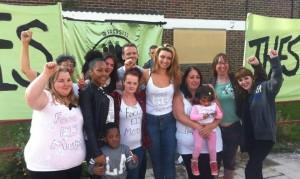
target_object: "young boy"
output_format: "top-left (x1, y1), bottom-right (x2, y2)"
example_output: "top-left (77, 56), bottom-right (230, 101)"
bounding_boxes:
top-left (88, 122), bottom-right (138, 179)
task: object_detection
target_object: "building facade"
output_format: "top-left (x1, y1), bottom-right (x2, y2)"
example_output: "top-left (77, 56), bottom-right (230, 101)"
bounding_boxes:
top-left (0, 0), bottom-right (296, 80)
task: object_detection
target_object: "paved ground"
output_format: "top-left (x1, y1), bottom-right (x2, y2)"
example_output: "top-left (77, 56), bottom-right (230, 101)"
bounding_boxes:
top-left (145, 152), bottom-right (300, 179)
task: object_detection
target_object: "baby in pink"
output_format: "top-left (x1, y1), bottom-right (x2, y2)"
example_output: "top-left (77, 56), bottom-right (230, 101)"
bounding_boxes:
top-left (190, 85), bottom-right (223, 176)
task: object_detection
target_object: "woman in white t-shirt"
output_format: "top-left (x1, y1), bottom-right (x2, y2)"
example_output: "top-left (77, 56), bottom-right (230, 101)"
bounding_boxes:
top-left (24, 62), bottom-right (85, 179)
top-left (173, 67), bottom-right (223, 179)
top-left (110, 68), bottom-right (150, 179)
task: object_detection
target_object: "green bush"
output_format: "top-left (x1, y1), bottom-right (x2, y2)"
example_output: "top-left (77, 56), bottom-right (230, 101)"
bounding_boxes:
top-left (0, 123), bottom-right (30, 178)
top-left (274, 102), bottom-right (300, 152)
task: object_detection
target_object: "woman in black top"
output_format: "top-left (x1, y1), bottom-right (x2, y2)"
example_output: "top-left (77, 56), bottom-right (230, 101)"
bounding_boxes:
top-left (79, 58), bottom-right (115, 178)
top-left (235, 49), bottom-right (283, 179)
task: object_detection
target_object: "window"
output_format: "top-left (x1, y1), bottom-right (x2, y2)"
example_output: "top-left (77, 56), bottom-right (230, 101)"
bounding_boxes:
top-left (174, 29), bottom-right (226, 64)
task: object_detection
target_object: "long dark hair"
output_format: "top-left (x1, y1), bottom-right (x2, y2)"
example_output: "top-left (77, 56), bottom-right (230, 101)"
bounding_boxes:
top-left (180, 66), bottom-right (203, 99)
top-left (104, 53), bottom-right (119, 83)
top-left (194, 85), bottom-right (215, 105)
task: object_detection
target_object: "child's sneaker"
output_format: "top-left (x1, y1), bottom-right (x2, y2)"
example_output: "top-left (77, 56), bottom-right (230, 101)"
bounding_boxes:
top-left (191, 159), bottom-right (200, 176)
top-left (210, 161), bottom-right (218, 176)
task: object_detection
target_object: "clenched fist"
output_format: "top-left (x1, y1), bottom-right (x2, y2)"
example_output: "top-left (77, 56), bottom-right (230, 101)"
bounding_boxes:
top-left (21, 30), bottom-right (32, 45)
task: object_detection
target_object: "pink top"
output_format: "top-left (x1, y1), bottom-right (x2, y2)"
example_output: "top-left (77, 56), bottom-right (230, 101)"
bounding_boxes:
top-left (190, 102), bottom-right (223, 124)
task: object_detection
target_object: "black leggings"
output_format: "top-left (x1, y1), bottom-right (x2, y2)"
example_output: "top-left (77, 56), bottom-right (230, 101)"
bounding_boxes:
top-left (181, 152), bottom-right (222, 179)
top-left (29, 165), bottom-right (82, 179)
top-left (245, 140), bottom-right (274, 179)
top-left (220, 121), bottom-right (242, 170)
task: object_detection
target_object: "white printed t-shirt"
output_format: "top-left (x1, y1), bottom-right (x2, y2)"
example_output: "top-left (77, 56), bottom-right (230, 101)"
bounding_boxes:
top-left (24, 90), bottom-right (86, 171)
top-left (119, 99), bottom-right (143, 150)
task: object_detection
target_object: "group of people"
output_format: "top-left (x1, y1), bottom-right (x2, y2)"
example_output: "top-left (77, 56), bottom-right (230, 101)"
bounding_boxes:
top-left (21, 29), bottom-right (283, 179)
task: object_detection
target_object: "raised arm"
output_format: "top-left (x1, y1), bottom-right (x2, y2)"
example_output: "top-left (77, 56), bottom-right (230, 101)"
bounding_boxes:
top-left (247, 56), bottom-right (267, 84)
top-left (20, 30), bottom-right (38, 81)
top-left (266, 49), bottom-right (283, 96)
top-left (25, 62), bottom-right (57, 110)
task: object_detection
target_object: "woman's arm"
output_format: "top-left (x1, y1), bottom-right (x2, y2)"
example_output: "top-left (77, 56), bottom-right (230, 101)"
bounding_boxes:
top-left (248, 56), bottom-right (267, 84)
top-left (173, 92), bottom-right (203, 130)
top-left (20, 30), bottom-right (38, 81)
top-left (200, 119), bottom-right (221, 138)
top-left (266, 49), bottom-right (283, 96)
top-left (199, 103), bottom-right (223, 138)
top-left (25, 62), bottom-right (56, 110)
top-left (141, 68), bottom-right (150, 85)
top-left (214, 102), bottom-right (223, 120)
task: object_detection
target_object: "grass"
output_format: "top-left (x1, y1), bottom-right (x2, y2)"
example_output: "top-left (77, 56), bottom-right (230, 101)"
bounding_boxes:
top-left (0, 122), bottom-right (30, 178)
top-left (276, 101), bottom-right (300, 120)
top-left (273, 101), bottom-right (300, 152)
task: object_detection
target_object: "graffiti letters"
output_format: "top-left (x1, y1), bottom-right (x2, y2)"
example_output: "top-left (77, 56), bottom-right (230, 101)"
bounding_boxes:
top-left (248, 35), bottom-right (300, 77)
top-left (0, 12), bottom-right (53, 90)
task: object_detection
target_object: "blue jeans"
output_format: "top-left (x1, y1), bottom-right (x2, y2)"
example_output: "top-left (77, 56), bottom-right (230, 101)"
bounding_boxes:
top-left (127, 146), bottom-right (146, 179)
top-left (146, 112), bottom-right (176, 179)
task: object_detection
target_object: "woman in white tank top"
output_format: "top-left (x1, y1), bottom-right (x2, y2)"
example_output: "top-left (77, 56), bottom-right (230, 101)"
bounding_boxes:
top-left (143, 44), bottom-right (181, 179)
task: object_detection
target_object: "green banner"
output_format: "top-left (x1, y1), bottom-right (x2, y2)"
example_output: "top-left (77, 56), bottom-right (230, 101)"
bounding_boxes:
top-left (0, 4), bottom-right (163, 120)
top-left (63, 19), bottom-right (163, 76)
top-left (0, 3), bottom-right (64, 120)
top-left (244, 13), bottom-right (300, 102)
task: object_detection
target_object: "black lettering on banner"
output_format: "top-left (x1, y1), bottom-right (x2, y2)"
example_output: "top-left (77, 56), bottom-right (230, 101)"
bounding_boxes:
top-left (0, 12), bottom-right (17, 91)
top-left (286, 35), bottom-right (300, 76)
top-left (267, 35), bottom-right (293, 78)
top-left (248, 35), bottom-right (300, 77)
top-left (0, 13), bottom-right (13, 49)
top-left (12, 69), bottom-right (30, 87)
top-left (248, 36), bottom-right (269, 67)
top-left (278, 36), bottom-right (291, 62)
top-left (14, 19), bottom-right (53, 87)
top-left (0, 66), bottom-right (17, 91)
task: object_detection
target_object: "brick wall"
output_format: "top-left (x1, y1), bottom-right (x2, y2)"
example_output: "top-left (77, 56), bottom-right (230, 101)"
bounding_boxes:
top-left (1, 0), bottom-right (292, 19)
top-left (0, 0), bottom-right (295, 75)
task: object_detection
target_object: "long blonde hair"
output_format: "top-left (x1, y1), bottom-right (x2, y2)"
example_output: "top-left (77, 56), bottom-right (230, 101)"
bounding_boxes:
top-left (152, 45), bottom-right (181, 90)
top-left (47, 67), bottom-right (78, 107)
